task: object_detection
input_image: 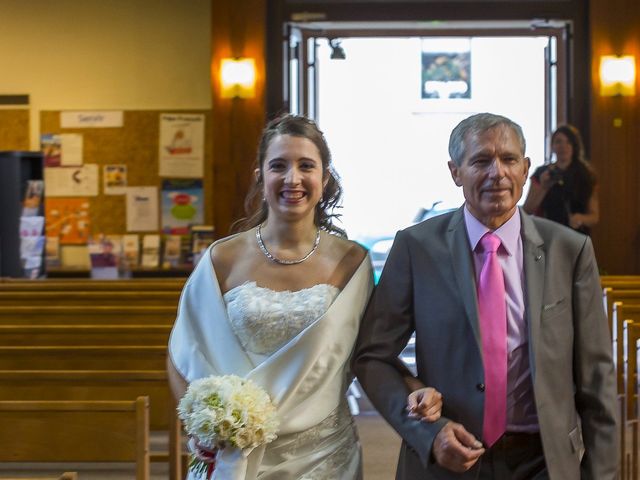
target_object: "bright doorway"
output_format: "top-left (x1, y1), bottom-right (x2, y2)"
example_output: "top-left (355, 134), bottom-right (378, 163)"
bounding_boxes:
top-left (286, 22), bottom-right (568, 274)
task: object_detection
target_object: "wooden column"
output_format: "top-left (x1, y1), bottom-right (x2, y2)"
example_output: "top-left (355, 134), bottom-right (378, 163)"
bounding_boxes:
top-left (589, 0), bottom-right (640, 274)
top-left (211, 0), bottom-right (267, 237)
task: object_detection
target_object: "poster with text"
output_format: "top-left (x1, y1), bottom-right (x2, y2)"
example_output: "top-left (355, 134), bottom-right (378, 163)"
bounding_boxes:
top-left (45, 198), bottom-right (90, 244)
top-left (60, 133), bottom-right (83, 166)
top-left (44, 164), bottom-right (99, 197)
top-left (104, 165), bottom-right (127, 195)
top-left (158, 113), bottom-right (205, 178)
top-left (126, 186), bottom-right (159, 232)
top-left (41, 134), bottom-right (61, 167)
top-left (161, 179), bottom-right (204, 235)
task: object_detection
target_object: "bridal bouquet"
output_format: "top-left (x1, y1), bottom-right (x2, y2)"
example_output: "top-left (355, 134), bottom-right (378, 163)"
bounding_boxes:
top-left (177, 374), bottom-right (279, 479)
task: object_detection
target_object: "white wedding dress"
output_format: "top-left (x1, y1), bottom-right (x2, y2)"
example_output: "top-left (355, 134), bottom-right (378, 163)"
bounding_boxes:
top-left (224, 282), bottom-right (361, 478)
top-left (169, 243), bottom-right (374, 480)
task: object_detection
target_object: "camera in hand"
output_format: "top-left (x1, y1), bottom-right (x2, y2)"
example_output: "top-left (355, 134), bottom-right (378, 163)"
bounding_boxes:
top-left (547, 166), bottom-right (564, 186)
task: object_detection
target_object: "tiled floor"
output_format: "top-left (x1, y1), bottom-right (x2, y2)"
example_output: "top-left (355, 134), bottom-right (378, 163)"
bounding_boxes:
top-left (0, 413), bottom-right (400, 480)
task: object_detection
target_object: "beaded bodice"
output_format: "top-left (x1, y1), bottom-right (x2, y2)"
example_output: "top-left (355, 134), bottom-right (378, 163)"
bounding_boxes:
top-left (223, 282), bottom-right (340, 356)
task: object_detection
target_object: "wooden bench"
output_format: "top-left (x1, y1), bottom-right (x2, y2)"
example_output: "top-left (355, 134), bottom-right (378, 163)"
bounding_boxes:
top-left (0, 474), bottom-right (77, 480)
top-left (0, 370), bottom-right (171, 429)
top-left (0, 278), bottom-right (185, 292)
top-left (0, 306), bottom-right (176, 325)
top-left (0, 325), bottom-right (172, 346)
top-left (0, 346), bottom-right (166, 370)
top-left (623, 321), bottom-right (640, 419)
top-left (603, 288), bottom-right (640, 324)
top-left (0, 397), bottom-right (150, 480)
top-left (0, 291), bottom-right (180, 306)
top-left (619, 334), bottom-right (640, 480)
top-left (0, 370), bottom-right (182, 480)
top-left (612, 302), bottom-right (640, 393)
top-left (601, 278), bottom-right (640, 291)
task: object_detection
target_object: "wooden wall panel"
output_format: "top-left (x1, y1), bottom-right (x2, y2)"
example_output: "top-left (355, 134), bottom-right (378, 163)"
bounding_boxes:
top-left (211, 0), bottom-right (267, 237)
top-left (589, 0), bottom-right (640, 274)
top-left (0, 109), bottom-right (29, 151)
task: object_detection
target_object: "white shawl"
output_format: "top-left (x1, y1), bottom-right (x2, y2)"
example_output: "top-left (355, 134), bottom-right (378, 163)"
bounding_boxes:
top-left (169, 245), bottom-right (373, 479)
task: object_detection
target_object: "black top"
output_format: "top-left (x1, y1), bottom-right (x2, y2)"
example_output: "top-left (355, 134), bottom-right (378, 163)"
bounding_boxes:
top-left (531, 162), bottom-right (595, 235)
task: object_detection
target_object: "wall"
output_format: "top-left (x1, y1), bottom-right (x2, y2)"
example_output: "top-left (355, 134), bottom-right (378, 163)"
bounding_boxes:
top-left (0, 1), bottom-right (214, 268)
top-left (589, 0), bottom-right (640, 273)
top-left (260, 0), bottom-right (639, 273)
top-left (211, 0), bottom-right (267, 236)
top-left (0, 0), bottom-right (212, 150)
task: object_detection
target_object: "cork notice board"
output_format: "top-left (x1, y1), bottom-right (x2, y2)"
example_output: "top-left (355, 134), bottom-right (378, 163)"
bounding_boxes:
top-left (0, 109), bottom-right (30, 151)
top-left (40, 110), bottom-right (213, 236)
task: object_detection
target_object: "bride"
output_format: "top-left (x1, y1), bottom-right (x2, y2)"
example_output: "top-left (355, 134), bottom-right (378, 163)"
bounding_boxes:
top-left (168, 114), bottom-right (441, 479)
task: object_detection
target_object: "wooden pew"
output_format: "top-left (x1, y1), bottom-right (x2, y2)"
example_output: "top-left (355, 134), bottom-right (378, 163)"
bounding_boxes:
top-left (0, 370), bottom-right (182, 480)
top-left (0, 397), bottom-right (150, 480)
top-left (601, 278), bottom-right (640, 291)
top-left (613, 302), bottom-right (640, 393)
top-left (631, 340), bottom-right (640, 480)
top-left (0, 306), bottom-right (176, 325)
top-left (0, 291), bottom-right (180, 306)
top-left (0, 370), bottom-right (171, 429)
top-left (623, 321), bottom-right (640, 419)
top-left (0, 474), bottom-right (77, 480)
top-left (603, 288), bottom-right (640, 323)
top-left (0, 345), bottom-right (166, 370)
top-left (620, 336), bottom-right (640, 480)
top-left (0, 278), bottom-right (185, 292)
top-left (0, 325), bottom-right (171, 346)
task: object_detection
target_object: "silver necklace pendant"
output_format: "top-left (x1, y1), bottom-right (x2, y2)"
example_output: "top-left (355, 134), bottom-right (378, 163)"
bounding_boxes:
top-left (256, 223), bottom-right (321, 265)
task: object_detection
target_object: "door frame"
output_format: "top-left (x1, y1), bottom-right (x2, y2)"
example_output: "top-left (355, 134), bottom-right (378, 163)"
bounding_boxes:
top-left (282, 21), bottom-right (570, 157)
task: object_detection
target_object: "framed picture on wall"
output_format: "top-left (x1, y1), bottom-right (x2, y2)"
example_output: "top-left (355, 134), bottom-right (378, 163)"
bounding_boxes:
top-left (421, 38), bottom-right (471, 100)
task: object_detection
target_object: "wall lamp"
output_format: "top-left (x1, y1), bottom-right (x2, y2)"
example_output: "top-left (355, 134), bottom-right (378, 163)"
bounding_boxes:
top-left (599, 55), bottom-right (636, 96)
top-left (220, 58), bottom-right (256, 98)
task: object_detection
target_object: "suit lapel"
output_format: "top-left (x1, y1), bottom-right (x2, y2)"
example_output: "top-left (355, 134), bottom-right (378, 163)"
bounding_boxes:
top-left (521, 209), bottom-right (545, 382)
top-left (446, 207), bottom-right (482, 350)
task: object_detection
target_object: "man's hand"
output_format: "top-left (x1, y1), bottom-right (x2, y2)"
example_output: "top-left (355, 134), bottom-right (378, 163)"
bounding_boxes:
top-left (432, 421), bottom-right (485, 473)
top-left (407, 387), bottom-right (442, 422)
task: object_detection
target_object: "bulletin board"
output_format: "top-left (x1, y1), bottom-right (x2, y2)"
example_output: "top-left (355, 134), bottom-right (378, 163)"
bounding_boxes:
top-left (0, 109), bottom-right (30, 151)
top-left (40, 110), bottom-right (214, 236)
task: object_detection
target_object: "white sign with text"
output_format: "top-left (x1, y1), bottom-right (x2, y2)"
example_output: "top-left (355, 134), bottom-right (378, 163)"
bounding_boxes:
top-left (60, 111), bottom-right (124, 128)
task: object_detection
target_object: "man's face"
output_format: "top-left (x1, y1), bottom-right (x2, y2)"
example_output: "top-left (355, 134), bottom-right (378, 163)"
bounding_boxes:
top-left (448, 125), bottom-right (530, 229)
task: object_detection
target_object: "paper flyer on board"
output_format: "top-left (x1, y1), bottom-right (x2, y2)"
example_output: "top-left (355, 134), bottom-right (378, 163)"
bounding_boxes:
top-left (44, 198), bottom-right (90, 245)
top-left (104, 165), bottom-right (127, 195)
top-left (41, 134), bottom-right (62, 167)
top-left (59, 133), bottom-right (83, 166)
top-left (161, 179), bottom-right (204, 235)
top-left (158, 113), bottom-right (205, 178)
top-left (126, 186), bottom-right (159, 232)
top-left (44, 164), bottom-right (99, 197)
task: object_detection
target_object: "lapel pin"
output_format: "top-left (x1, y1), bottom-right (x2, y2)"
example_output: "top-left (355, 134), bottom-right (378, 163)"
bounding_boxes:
top-left (535, 254), bottom-right (542, 261)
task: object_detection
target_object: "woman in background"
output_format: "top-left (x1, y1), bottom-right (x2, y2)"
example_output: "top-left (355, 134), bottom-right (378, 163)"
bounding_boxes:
top-left (167, 114), bottom-right (440, 479)
top-left (523, 124), bottom-right (599, 234)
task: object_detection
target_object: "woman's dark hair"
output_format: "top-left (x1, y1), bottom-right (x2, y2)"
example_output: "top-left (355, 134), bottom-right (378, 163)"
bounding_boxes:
top-left (552, 124), bottom-right (597, 204)
top-left (552, 124), bottom-right (587, 165)
top-left (233, 114), bottom-right (345, 236)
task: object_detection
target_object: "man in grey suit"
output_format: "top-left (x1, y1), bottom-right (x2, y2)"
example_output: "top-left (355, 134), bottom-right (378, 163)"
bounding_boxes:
top-left (353, 113), bottom-right (617, 479)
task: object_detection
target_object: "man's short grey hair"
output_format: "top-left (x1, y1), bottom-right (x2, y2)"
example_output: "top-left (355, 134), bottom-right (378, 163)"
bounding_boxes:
top-left (448, 113), bottom-right (526, 166)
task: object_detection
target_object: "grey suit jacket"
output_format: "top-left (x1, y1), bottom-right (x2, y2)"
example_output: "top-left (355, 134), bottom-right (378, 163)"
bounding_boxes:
top-left (353, 207), bottom-right (618, 480)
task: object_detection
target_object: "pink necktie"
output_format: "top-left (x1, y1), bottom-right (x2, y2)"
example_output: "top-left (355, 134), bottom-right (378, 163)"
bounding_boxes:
top-left (477, 232), bottom-right (507, 447)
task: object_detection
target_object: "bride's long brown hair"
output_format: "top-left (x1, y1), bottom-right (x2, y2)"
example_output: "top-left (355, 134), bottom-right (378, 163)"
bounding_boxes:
top-left (233, 114), bottom-right (345, 237)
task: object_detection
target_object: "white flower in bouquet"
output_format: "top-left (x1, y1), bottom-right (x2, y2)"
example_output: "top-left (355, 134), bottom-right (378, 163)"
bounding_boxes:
top-left (178, 374), bottom-right (279, 478)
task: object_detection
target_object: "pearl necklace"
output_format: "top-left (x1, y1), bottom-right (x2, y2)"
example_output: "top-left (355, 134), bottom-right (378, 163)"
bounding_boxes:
top-left (255, 223), bottom-right (320, 265)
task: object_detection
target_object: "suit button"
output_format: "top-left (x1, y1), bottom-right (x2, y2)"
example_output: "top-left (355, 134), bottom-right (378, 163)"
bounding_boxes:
top-left (476, 383), bottom-right (485, 392)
